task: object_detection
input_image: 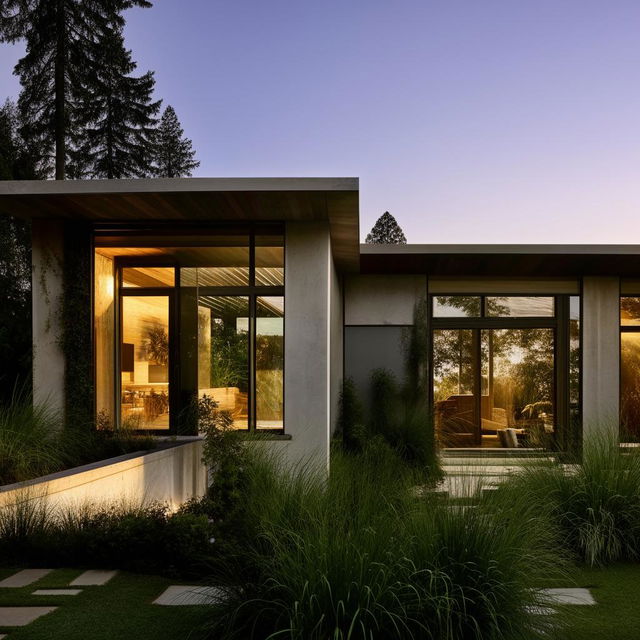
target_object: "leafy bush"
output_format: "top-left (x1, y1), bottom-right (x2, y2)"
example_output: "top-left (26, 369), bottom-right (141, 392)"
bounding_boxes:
top-left (0, 499), bottom-right (212, 577)
top-left (207, 446), bottom-right (567, 640)
top-left (335, 377), bottom-right (367, 453)
top-left (498, 432), bottom-right (640, 566)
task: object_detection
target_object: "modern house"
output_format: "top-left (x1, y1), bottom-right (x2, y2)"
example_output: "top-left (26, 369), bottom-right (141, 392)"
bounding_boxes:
top-left (0, 177), bottom-right (639, 464)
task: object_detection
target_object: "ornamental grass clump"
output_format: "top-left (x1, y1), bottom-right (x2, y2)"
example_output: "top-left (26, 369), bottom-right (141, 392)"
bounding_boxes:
top-left (498, 431), bottom-right (640, 566)
top-left (207, 443), bottom-right (567, 640)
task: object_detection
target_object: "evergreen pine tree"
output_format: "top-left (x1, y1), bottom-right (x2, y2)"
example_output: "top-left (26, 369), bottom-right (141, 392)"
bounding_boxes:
top-left (154, 105), bottom-right (199, 178)
top-left (0, 0), bottom-right (152, 179)
top-left (0, 98), bottom-right (43, 179)
top-left (75, 23), bottom-right (161, 178)
top-left (365, 211), bottom-right (407, 244)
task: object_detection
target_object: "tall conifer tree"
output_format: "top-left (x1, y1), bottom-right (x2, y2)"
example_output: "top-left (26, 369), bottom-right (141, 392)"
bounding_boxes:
top-left (365, 211), bottom-right (407, 244)
top-left (154, 105), bottom-right (199, 178)
top-left (75, 23), bottom-right (160, 178)
top-left (0, 0), bottom-right (152, 179)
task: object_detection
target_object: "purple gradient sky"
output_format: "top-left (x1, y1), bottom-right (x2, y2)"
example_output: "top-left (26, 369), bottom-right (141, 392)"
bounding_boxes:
top-left (2, 1), bottom-right (640, 243)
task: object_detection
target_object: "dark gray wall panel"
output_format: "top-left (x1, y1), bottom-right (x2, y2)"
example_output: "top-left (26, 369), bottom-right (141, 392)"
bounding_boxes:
top-left (344, 326), bottom-right (408, 403)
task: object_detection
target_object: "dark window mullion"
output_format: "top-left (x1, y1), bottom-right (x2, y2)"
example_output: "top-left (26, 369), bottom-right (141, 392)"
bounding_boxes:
top-left (249, 294), bottom-right (257, 432)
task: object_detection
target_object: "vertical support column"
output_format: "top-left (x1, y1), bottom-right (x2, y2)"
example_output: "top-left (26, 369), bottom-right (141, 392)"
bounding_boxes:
top-left (283, 221), bottom-right (331, 468)
top-left (32, 219), bottom-right (65, 416)
top-left (582, 276), bottom-right (620, 441)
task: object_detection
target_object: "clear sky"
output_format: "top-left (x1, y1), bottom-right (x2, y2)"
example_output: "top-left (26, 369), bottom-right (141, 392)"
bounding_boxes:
top-left (2, 1), bottom-right (640, 243)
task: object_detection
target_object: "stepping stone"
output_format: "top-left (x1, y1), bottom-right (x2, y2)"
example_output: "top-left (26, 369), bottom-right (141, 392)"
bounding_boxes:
top-left (0, 569), bottom-right (52, 588)
top-left (153, 585), bottom-right (222, 606)
top-left (70, 570), bottom-right (118, 586)
top-left (33, 589), bottom-right (82, 596)
top-left (0, 606), bottom-right (57, 626)
top-left (540, 587), bottom-right (596, 605)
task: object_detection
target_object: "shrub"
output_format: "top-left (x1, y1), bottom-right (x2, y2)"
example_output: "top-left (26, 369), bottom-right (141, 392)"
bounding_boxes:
top-left (335, 377), bottom-right (367, 453)
top-left (0, 499), bottom-right (212, 577)
top-left (0, 391), bottom-right (63, 484)
top-left (498, 432), bottom-right (640, 566)
top-left (206, 446), bottom-right (567, 640)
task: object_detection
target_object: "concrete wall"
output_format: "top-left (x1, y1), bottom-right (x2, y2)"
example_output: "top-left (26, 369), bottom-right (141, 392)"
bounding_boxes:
top-left (345, 275), bottom-right (426, 325)
top-left (582, 276), bottom-right (620, 439)
top-left (280, 221), bottom-right (333, 467)
top-left (32, 219), bottom-right (65, 414)
top-left (0, 439), bottom-right (207, 513)
top-left (330, 257), bottom-right (343, 435)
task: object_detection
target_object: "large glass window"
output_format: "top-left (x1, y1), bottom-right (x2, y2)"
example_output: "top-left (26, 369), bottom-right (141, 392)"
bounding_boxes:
top-left (197, 296), bottom-right (249, 430)
top-left (256, 296), bottom-right (284, 429)
top-left (431, 294), bottom-right (576, 449)
top-left (120, 295), bottom-right (171, 430)
top-left (94, 228), bottom-right (285, 433)
top-left (621, 297), bottom-right (640, 441)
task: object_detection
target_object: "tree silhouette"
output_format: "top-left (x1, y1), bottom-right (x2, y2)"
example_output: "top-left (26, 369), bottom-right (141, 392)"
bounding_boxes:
top-left (365, 211), bottom-right (407, 244)
top-left (154, 105), bottom-right (199, 177)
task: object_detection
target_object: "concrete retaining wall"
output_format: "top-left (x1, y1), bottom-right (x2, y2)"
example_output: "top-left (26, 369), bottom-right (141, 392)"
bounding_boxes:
top-left (0, 439), bottom-right (207, 513)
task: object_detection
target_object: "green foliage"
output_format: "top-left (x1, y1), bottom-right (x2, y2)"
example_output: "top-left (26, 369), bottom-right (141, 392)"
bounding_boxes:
top-left (199, 395), bottom-right (247, 521)
top-left (210, 321), bottom-right (248, 389)
top-left (364, 211), bottom-right (407, 244)
top-left (0, 393), bottom-right (155, 486)
top-left (0, 500), bottom-right (211, 577)
top-left (336, 377), bottom-right (367, 453)
top-left (61, 222), bottom-right (93, 430)
top-left (207, 446), bottom-right (567, 640)
top-left (498, 432), bottom-right (640, 566)
top-left (0, 0), bottom-right (154, 179)
top-left (75, 21), bottom-right (161, 178)
top-left (154, 105), bottom-right (199, 178)
top-left (0, 212), bottom-right (31, 402)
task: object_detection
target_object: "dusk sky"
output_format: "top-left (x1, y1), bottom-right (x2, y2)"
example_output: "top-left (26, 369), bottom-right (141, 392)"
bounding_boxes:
top-left (2, 1), bottom-right (640, 243)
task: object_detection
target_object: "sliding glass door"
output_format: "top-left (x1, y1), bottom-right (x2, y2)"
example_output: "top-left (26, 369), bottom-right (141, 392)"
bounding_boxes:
top-left (431, 295), bottom-right (578, 449)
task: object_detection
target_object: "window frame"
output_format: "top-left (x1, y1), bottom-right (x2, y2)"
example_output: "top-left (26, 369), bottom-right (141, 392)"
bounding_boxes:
top-left (429, 293), bottom-right (578, 450)
top-left (94, 224), bottom-right (285, 435)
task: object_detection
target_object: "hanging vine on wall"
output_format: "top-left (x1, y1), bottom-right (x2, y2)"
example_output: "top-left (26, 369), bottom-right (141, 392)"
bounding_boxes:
top-left (60, 222), bottom-right (94, 430)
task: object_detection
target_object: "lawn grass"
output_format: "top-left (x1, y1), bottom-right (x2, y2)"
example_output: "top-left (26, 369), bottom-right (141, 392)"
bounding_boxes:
top-left (561, 563), bottom-right (640, 639)
top-left (0, 568), bottom-right (210, 639)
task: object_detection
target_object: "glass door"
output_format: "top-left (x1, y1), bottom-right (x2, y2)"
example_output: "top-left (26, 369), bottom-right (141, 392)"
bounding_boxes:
top-left (120, 293), bottom-right (172, 430)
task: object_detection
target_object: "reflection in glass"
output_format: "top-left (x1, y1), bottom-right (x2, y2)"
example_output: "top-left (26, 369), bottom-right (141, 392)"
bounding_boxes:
top-left (569, 296), bottom-right (581, 426)
top-left (481, 329), bottom-right (554, 446)
top-left (485, 296), bottom-right (554, 317)
top-left (122, 267), bottom-right (175, 288)
top-left (95, 252), bottom-right (115, 427)
top-left (433, 296), bottom-right (481, 317)
top-left (198, 296), bottom-right (249, 430)
top-left (256, 296), bottom-right (284, 429)
top-left (255, 235), bottom-right (284, 286)
top-left (180, 240), bottom-right (250, 287)
top-left (621, 297), bottom-right (640, 326)
top-left (433, 329), bottom-right (477, 446)
top-left (621, 333), bottom-right (640, 441)
top-left (121, 296), bottom-right (170, 430)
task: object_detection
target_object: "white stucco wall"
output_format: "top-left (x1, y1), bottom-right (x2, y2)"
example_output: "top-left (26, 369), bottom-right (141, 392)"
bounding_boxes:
top-left (330, 256), bottom-right (343, 435)
top-left (582, 276), bottom-right (620, 439)
top-left (344, 275), bottom-right (426, 325)
top-left (32, 219), bottom-right (65, 415)
top-left (279, 221), bottom-right (333, 467)
top-left (0, 439), bottom-right (207, 513)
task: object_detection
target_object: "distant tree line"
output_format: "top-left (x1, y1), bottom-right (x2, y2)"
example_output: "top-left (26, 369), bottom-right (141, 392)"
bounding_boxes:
top-left (0, 0), bottom-right (199, 180)
top-left (0, 1), bottom-right (201, 398)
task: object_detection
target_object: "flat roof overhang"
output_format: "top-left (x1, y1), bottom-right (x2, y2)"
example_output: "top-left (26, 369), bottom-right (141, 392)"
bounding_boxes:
top-left (0, 177), bottom-right (360, 271)
top-left (361, 244), bottom-right (640, 277)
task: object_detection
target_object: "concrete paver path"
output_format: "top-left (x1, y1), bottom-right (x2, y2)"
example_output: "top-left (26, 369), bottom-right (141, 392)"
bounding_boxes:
top-left (33, 589), bottom-right (83, 596)
top-left (153, 585), bottom-right (222, 606)
top-left (0, 606), bottom-right (57, 626)
top-left (70, 570), bottom-right (118, 586)
top-left (0, 570), bottom-right (52, 588)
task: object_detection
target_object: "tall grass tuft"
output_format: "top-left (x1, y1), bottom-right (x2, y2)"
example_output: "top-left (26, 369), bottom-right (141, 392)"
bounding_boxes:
top-left (207, 444), bottom-right (567, 640)
top-left (0, 391), bottom-right (63, 485)
top-left (499, 430), bottom-right (640, 566)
